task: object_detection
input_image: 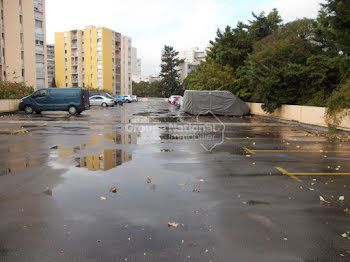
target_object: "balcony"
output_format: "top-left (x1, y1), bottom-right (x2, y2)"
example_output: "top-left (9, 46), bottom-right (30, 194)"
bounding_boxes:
top-left (34, 3), bottom-right (43, 13)
top-left (34, 11), bottom-right (43, 21)
top-left (71, 78), bottom-right (78, 83)
top-left (71, 43), bottom-right (78, 48)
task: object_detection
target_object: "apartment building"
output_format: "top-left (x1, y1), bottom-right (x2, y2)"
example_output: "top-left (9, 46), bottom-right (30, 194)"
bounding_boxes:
top-left (0, 0), bottom-right (47, 89)
top-left (55, 27), bottom-right (130, 94)
top-left (178, 47), bottom-right (206, 83)
top-left (47, 44), bottom-right (54, 86)
top-left (120, 35), bottom-right (132, 95)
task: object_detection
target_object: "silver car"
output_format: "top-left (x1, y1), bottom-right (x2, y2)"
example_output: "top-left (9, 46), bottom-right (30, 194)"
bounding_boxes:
top-left (132, 95), bottom-right (138, 102)
top-left (89, 95), bottom-right (115, 107)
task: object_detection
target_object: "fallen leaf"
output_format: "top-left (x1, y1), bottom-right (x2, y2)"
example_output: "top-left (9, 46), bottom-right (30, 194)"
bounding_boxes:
top-left (319, 196), bottom-right (330, 203)
top-left (246, 155), bottom-right (251, 158)
top-left (100, 196), bottom-right (107, 200)
top-left (146, 178), bottom-right (151, 183)
top-left (168, 222), bottom-right (178, 228)
top-left (109, 187), bottom-right (117, 193)
top-left (342, 233), bottom-right (348, 238)
top-left (97, 240), bottom-right (102, 243)
top-left (199, 179), bottom-right (205, 183)
top-left (127, 237), bottom-right (131, 241)
top-left (179, 183), bottom-right (186, 186)
top-left (339, 196), bottom-right (345, 201)
top-left (237, 195), bottom-right (241, 199)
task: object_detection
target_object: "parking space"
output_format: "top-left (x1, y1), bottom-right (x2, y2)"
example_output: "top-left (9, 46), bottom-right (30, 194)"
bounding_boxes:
top-left (0, 99), bottom-right (349, 261)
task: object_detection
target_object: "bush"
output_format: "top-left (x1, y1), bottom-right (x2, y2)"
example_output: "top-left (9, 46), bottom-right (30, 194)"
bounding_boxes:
top-left (0, 81), bottom-right (34, 99)
top-left (326, 78), bottom-right (350, 131)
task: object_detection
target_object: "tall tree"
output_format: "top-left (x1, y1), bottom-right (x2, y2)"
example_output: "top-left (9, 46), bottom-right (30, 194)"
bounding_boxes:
top-left (159, 45), bottom-right (184, 97)
top-left (323, 0), bottom-right (350, 55)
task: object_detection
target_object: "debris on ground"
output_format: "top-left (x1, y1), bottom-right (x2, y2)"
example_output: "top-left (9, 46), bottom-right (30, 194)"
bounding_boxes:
top-left (199, 179), bottom-right (205, 183)
top-left (193, 188), bottom-right (200, 193)
top-left (319, 196), bottom-right (330, 203)
top-left (341, 232), bottom-right (350, 239)
top-left (147, 178), bottom-right (152, 183)
top-left (109, 187), bottom-right (117, 193)
top-left (100, 196), bottom-right (107, 200)
top-left (339, 196), bottom-right (345, 201)
top-left (168, 222), bottom-right (178, 228)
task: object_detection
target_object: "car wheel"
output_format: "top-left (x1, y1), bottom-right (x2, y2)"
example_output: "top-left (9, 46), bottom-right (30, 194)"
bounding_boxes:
top-left (126, 100), bottom-right (130, 103)
top-left (24, 105), bottom-right (33, 114)
top-left (77, 111), bottom-right (82, 115)
top-left (102, 102), bottom-right (107, 107)
top-left (68, 106), bottom-right (77, 115)
top-left (118, 101), bottom-right (123, 106)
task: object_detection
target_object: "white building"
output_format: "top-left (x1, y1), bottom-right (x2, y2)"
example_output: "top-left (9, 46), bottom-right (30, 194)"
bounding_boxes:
top-left (178, 47), bottom-right (206, 83)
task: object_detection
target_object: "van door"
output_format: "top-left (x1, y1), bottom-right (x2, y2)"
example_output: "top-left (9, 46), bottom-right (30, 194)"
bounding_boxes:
top-left (31, 89), bottom-right (50, 110)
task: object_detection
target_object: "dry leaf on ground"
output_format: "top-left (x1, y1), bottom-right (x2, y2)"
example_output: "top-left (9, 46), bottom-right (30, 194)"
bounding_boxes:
top-left (168, 222), bottom-right (178, 228)
top-left (109, 187), bottom-right (117, 193)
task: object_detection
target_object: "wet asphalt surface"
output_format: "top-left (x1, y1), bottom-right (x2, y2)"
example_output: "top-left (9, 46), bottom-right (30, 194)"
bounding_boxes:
top-left (0, 98), bottom-right (350, 262)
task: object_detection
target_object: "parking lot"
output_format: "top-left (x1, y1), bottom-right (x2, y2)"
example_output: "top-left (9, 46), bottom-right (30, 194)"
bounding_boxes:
top-left (0, 98), bottom-right (350, 261)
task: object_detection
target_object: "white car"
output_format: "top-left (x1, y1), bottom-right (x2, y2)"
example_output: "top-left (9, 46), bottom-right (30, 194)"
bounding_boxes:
top-left (122, 95), bottom-right (132, 103)
top-left (89, 95), bottom-right (115, 107)
top-left (168, 95), bottom-right (182, 104)
top-left (132, 95), bottom-right (138, 102)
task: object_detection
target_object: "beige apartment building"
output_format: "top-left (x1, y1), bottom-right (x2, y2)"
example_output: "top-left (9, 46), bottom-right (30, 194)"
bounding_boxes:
top-left (47, 44), bottom-right (54, 87)
top-left (1, 0), bottom-right (47, 89)
top-left (120, 35), bottom-right (132, 95)
top-left (55, 27), bottom-right (133, 95)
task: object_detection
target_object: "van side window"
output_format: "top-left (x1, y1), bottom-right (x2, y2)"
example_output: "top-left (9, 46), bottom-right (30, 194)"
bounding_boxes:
top-left (32, 89), bottom-right (47, 98)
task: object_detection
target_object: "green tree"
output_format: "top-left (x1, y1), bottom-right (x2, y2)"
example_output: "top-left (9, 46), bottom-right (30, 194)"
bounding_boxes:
top-left (159, 45), bottom-right (184, 97)
top-left (206, 9), bottom-right (282, 69)
top-left (245, 19), bottom-right (321, 112)
top-left (51, 77), bottom-right (56, 87)
top-left (132, 80), bottom-right (162, 97)
top-left (323, 0), bottom-right (350, 55)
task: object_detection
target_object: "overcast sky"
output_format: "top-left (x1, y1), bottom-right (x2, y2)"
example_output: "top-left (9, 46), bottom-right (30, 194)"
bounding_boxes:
top-left (46, 0), bottom-right (326, 76)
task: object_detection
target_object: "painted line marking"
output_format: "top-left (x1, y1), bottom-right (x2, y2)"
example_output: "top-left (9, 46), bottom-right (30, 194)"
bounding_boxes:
top-left (243, 147), bottom-right (350, 154)
top-left (242, 147), bottom-right (256, 155)
top-left (225, 137), bottom-right (277, 141)
top-left (275, 167), bottom-right (350, 182)
top-left (0, 128), bottom-right (27, 134)
top-left (275, 167), bottom-right (302, 182)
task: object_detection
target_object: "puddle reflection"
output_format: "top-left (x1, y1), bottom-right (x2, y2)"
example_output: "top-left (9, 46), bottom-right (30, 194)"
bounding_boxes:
top-left (0, 154), bottom-right (42, 176)
top-left (52, 131), bottom-right (136, 171)
top-left (75, 149), bottom-right (131, 171)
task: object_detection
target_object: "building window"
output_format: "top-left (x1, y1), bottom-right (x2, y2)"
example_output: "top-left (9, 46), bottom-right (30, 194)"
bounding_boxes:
top-left (35, 20), bottom-right (42, 29)
top-left (19, 15), bottom-right (23, 24)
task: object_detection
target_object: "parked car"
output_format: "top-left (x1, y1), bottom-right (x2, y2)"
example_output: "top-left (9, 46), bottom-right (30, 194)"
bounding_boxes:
top-left (168, 95), bottom-right (182, 104)
top-left (104, 93), bottom-right (123, 105)
top-left (111, 95), bottom-right (124, 105)
top-left (175, 97), bottom-right (183, 108)
top-left (132, 95), bottom-right (138, 102)
top-left (19, 88), bottom-right (90, 115)
top-left (122, 95), bottom-right (132, 103)
top-left (89, 95), bottom-right (115, 107)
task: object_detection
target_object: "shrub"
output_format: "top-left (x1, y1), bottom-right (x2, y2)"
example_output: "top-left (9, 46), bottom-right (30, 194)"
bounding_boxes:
top-left (0, 81), bottom-right (34, 99)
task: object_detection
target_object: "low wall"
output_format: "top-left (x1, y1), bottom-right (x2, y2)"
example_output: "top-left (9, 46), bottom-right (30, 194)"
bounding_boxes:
top-left (0, 99), bottom-right (20, 113)
top-left (246, 102), bottom-right (350, 131)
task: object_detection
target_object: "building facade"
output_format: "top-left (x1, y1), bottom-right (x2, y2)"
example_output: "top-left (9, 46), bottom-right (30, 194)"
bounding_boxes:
top-left (0, 0), bottom-right (47, 89)
top-left (55, 27), bottom-right (125, 94)
top-left (120, 35), bottom-right (132, 95)
top-left (47, 44), bottom-right (54, 87)
top-left (178, 47), bottom-right (206, 83)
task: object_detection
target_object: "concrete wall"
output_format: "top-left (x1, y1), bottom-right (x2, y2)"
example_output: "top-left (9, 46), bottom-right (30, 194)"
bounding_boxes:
top-left (0, 100), bottom-right (20, 113)
top-left (247, 102), bottom-right (350, 131)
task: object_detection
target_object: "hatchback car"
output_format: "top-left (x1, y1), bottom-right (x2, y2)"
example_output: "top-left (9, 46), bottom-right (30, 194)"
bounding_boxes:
top-left (122, 95), bottom-right (132, 103)
top-left (89, 95), bottom-right (115, 107)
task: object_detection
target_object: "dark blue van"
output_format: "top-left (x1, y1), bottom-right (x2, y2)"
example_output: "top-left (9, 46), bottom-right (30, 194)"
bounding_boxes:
top-left (19, 88), bottom-right (90, 115)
